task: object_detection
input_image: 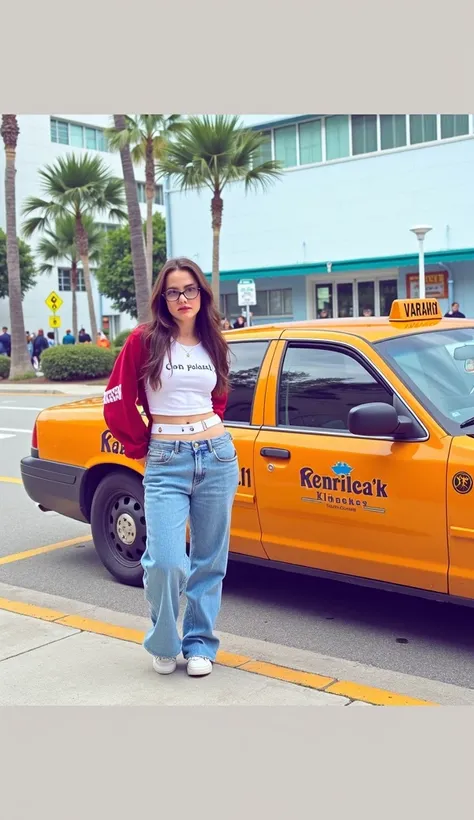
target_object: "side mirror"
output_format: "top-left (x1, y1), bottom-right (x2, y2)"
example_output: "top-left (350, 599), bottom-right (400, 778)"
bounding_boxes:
top-left (348, 402), bottom-right (407, 437)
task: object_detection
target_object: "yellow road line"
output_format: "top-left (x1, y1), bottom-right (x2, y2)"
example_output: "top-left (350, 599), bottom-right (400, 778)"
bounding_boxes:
top-left (0, 476), bottom-right (22, 485)
top-left (0, 595), bottom-right (438, 706)
top-left (0, 535), bottom-right (93, 566)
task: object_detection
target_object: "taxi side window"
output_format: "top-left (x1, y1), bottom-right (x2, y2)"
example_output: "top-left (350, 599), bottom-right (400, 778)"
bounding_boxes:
top-left (278, 344), bottom-right (393, 431)
top-left (225, 341), bottom-right (269, 424)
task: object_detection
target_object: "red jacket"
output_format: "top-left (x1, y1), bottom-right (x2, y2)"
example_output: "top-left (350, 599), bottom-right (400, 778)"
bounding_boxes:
top-left (103, 326), bottom-right (228, 460)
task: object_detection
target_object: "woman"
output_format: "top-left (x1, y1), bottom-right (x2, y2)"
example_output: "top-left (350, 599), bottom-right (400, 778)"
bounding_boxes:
top-left (103, 258), bottom-right (239, 678)
top-left (221, 317), bottom-right (231, 331)
top-left (233, 315), bottom-right (246, 329)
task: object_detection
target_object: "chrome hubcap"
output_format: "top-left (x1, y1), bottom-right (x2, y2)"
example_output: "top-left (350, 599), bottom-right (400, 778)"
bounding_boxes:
top-left (116, 513), bottom-right (136, 545)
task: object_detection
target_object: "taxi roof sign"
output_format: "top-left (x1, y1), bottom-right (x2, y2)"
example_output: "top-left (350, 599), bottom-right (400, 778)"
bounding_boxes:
top-left (389, 298), bottom-right (442, 327)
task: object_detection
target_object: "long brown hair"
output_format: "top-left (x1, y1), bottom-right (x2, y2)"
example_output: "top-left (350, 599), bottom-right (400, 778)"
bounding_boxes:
top-left (142, 257), bottom-right (230, 395)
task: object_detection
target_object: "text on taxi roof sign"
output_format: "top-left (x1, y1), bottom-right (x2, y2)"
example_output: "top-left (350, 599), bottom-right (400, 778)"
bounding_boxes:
top-left (389, 298), bottom-right (442, 324)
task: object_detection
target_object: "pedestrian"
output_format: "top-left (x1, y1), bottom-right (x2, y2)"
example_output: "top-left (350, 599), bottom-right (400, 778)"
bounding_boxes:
top-left (318, 309), bottom-right (330, 319)
top-left (32, 329), bottom-right (49, 364)
top-left (221, 317), bottom-right (231, 330)
top-left (362, 306), bottom-right (373, 317)
top-left (233, 315), bottom-right (246, 329)
top-left (445, 302), bottom-right (466, 318)
top-left (103, 257), bottom-right (238, 678)
top-left (46, 332), bottom-right (56, 347)
top-left (0, 326), bottom-right (11, 356)
top-left (62, 329), bottom-right (75, 344)
top-left (78, 328), bottom-right (92, 344)
top-left (26, 333), bottom-right (34, 362)
top-left (96, 331), bottom-right (111, 348)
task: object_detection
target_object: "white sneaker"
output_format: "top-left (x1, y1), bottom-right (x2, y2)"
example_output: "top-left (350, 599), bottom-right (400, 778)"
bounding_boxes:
top-left (187, 656), bottom-right (212, 677)
top-left (153, 656), bottom-right (177, 675)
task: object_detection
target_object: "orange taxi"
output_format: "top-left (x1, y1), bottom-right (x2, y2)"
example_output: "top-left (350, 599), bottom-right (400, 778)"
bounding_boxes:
top-left (20, 298), bottom-right (474, 605)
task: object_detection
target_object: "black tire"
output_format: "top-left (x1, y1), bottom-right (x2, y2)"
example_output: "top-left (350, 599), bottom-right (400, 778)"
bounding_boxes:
top-left (90, 470), bottom-right (146, 587)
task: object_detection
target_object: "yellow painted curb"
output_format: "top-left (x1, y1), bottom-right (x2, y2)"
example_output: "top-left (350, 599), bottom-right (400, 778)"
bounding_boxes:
top-left (0, 595), bottom-right (439, 706)
top-left (0, 597), bottom-right (67, 622)
top-left (0, 535), bottom-right (93, 566)
top-left (240, 660), bottom-right (335, 690)
top-left (325, 680), bottom-right (435, 706)
top-left (0, 476), bottom-right (22, 485)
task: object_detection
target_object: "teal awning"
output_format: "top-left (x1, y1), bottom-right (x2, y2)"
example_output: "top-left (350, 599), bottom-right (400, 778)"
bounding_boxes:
top-left (206, 248), bottom-right (474, 282)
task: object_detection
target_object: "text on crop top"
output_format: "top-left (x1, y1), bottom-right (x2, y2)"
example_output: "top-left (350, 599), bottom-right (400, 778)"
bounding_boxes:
top-left (144, 340), bottom-right (217, 415)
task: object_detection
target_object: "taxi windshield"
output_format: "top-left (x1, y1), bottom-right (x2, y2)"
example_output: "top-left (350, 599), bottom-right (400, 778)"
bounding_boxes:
top-left (377, 327), bottom-right (474, 430)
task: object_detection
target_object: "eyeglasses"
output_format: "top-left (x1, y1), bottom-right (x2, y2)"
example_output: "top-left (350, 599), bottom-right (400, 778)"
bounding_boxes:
top-left (163, 285), bottom-right (200, 302)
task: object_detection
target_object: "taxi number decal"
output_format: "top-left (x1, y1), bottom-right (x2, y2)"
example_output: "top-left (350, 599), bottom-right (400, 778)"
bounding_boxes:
top-left (239, 467), bottom-right (251, 488)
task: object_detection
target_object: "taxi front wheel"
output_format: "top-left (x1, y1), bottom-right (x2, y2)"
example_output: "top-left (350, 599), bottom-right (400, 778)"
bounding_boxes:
top-left (90, 470), bottom-right (146, 587)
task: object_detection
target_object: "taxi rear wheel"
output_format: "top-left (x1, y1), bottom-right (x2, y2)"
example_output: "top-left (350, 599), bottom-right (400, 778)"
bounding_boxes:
top-left (90, 471), bottom-right (146, 587)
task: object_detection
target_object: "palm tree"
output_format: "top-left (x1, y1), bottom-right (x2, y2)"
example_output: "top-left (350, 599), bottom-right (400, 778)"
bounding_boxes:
top-left (36, 214), bottom-right (104, 340)
top-left (157, 115), bottom-right (283, 303)
top-left (1, 115), bottom-right (34, 378)
top-left (110, 115), bottom-right (150, 324)
top-left (106, 115), bottom-right (183, 288)
top-left (22, 154), bottom-right (127, 339)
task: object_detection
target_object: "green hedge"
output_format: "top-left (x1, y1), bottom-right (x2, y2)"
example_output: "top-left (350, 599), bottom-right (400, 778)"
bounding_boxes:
top-left (0, 356), bottom-right (10, 379)
top-left (112, 328), bottom-right (133, 354)
top-left (40, 344), bottom-right (116, 381)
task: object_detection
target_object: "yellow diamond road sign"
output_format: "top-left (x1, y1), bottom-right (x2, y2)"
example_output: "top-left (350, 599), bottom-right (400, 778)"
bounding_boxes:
top-left (45, 291), bottom-right (63, 312)
top-left (49, 315), bottom-right (61, 329)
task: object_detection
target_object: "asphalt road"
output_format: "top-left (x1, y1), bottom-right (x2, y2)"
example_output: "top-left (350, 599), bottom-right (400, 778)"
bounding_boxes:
top-left (1, 392), bottom-right (474, 689)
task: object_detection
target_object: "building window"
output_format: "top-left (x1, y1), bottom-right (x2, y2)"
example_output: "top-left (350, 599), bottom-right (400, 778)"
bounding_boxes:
top-left (325, 116), bottom-right (350, 161)
top-left (225, 341), bottom-right (269, 424)
top-left (98, 222), bottom-right (121, 234)
top-left (252, 131), bottom-right (273, 166)
top-left (440, 115), bottom-right (469, 140)
top-left (221, 288), bottom-right (292, 320)
top-left (278, 344), bottom-right (392, 431)
top-left (299, 120), bottom-right (322, 165)
top-left (50, 118), bottom-right (109, 152)
top-left (351, 115), bottom-right (377, 155)
top-left (136, 182), bottom-right (164, 205)
top-left (274, 125), bottom-right (297, 168)
top-left (58, 267), bottom-right (86, 292)
top-left (380, 115), bottom-right (407, 150)
top-left (409, 115), bottom-right (437, 145)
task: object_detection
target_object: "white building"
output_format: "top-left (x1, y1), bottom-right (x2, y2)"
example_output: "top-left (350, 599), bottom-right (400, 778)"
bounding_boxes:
top-left (0, 114), bottom-right (165, 339)
top-left (167, 113), bottom-right (474, 322)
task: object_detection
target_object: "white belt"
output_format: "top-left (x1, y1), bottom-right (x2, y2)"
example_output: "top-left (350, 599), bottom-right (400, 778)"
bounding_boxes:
top-left (151, 413), bottom-right (222, 436)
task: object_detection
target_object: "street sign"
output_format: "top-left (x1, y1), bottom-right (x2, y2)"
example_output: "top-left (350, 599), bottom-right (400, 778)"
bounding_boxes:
top-left (45, 291), bottom-right (63, 313)
top-left (237, 279), bottom-right (256, 307)
top-left (49, 315), bottom-right (61, 328)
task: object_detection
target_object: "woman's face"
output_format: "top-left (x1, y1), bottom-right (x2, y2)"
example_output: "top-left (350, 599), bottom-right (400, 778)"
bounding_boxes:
top-left (164, 269), bottom-right (201, 325)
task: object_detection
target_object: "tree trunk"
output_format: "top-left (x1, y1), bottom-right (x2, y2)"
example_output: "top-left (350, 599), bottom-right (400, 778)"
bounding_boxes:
top-left (1, 116), bottom-right (34, 378)
top-left (211, 190), bottom-right (223, 307)
top-left (113, 115), bottom-right (151, 324)
top-left (145, 140), bottom-right (155, 290)
top-left (75, 216), bottom-right (98, 340)
top-left (71, 259), bottom-right (78, 340)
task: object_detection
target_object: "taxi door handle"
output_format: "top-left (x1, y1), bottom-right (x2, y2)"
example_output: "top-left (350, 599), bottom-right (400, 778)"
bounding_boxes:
top-left (260, 447), bottom-right (291, 460)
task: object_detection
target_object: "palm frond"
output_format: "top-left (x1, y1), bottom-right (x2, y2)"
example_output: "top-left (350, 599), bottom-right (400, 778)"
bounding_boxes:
top-left (155, 115), bottom-right (283, 196)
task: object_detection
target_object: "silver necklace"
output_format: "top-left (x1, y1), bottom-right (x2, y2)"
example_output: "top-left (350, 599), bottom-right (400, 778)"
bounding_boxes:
top-left (176, 339), bottom-right (198, 358)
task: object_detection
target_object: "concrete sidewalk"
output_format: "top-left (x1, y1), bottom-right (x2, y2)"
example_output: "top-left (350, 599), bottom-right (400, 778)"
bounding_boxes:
top-left (0, 382), bottom-right (105, 396)
top-left (0, 583), bottom-right (451, 707)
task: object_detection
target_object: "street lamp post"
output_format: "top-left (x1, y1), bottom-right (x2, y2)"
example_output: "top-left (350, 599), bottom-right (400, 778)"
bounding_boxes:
top-left (410, 225), bottom-right (432, 299)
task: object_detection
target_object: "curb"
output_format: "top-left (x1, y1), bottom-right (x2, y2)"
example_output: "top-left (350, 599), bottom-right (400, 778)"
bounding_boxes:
top-left (0, 595), bottom-right (437, 707)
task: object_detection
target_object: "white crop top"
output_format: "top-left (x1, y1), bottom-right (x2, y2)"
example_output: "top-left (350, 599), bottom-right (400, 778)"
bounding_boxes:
top-left (145, 339), bottom-right (217, 415)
